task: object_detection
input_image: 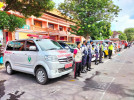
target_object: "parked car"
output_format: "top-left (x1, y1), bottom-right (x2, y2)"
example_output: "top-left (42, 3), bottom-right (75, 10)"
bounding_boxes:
top-left (103, 40), bottom-right (116, 55)
top-left (66, 43), bottom-right (77, 49)
top-left (58, 41), bottom-right (75, 53)
top-left (3, 39), bottom-right (73, 84)
top-left (92, 40), bottom-right (108, 58)
top-left (0, 40), bottom-right (2, 46)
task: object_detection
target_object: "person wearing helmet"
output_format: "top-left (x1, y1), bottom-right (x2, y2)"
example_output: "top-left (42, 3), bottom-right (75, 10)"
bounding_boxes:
top-left (99, 41), bottom-right (104, 63)
top-left (95, 42), bottom-right (99, 65)
top-left (108, 42), bottom-right (113, 59)
top-left (81, 40), bottom-right (88, 73)
top-left (86, 40), bottom-right (93, 71)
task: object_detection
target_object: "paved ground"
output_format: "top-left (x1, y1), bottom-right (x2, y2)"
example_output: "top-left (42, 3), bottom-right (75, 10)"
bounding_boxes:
top-left (0, 46), bottom-right (134, 100)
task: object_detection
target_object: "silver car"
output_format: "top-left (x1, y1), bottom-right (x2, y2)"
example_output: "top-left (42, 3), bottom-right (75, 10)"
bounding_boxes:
top-left (3, 39), bottom-right (73, 84)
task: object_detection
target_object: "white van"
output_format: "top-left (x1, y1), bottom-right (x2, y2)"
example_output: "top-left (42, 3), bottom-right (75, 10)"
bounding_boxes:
top-left (3, 39), bottom-right (73, 84)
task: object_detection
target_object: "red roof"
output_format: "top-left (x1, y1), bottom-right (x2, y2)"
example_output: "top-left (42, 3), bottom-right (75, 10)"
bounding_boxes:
top-left (113, 31), bottom-right (120, 35)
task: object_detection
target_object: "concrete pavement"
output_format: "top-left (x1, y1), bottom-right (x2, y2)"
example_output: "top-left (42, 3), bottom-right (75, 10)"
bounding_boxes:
top-left (0, 47), bottom-right (134, 100)
top-left (0, 64), bottom-right (3, 69)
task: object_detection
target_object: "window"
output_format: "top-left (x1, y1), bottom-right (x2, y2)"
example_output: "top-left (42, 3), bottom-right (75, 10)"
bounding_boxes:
top-left (36, 39), bottom-right (62, 51)
top-left (26, 40), bottom-right (37, 51)
top-left (6, 41), bottom-right (25, 51)
top-left (60, 37), bottom-right (65, 40)
top-left (48, 23), bottom-right (54, 29)
top-left (14, 41), bottom-right (25, 51)
top-left (34, 20), bottom-right (42, 27)
top-left (6, 41), bottom-right (14, 51)
top-left (59, 42), bottom-right (67, 48)
top-left (67, 28), bottom-right (70, 32)
top-left (59, 26), bottom-right (63, 31)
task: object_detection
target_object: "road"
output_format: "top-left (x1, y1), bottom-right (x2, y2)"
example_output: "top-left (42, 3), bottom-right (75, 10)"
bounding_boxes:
top-left (0, 46), bottom-right (134, 100)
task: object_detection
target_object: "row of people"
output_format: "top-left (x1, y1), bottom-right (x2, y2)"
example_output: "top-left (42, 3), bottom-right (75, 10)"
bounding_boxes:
top-left (73, 40), bottom-right (113, 78)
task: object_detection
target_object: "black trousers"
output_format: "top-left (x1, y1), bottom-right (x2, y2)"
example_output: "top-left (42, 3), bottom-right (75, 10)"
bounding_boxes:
top-left (108, 50), bottom-right (112, 59)
top-left (87, 55), bottom-right (92, 69)
top-left (74, 62), bottom-right (81, 78)
top-left (99, 50), bottom-right (103, 62)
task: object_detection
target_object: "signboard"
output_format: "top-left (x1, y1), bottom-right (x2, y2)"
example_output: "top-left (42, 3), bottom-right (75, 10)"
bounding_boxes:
top-left (22, 25), bottom-right (30, 29)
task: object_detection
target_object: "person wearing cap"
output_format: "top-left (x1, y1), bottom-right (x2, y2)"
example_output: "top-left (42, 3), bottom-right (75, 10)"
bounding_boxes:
top-left (81, 40), bottom-right (88, 73)
top-left (86, 40), bottom-right (93, 71)
top-left (108, 42), bottom-right (113, 59)
top-left (99, 41), bottom-right (104, 63)
top-left (95, 42), bottom-right (99, 65)
top-left (73, 42), bottom-right (82, 78)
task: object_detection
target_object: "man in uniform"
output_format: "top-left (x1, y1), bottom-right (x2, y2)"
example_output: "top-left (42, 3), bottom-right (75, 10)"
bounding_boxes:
top-left (81, 40), bottom-right (88, 73)
top-left (99, 41), bottom-right (104, 63)
top-left (108, 42), bottom-right (113, 59)
top-left (86, 40), bottom-right (93, 71)
top-left (95, 42), bottom-right (99, 65)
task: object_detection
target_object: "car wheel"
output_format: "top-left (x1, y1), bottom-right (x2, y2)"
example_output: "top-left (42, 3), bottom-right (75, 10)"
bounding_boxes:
top-left (6, 63), bottom-right (13, 75)
top-left (35, 67), bottom-right (48, 85)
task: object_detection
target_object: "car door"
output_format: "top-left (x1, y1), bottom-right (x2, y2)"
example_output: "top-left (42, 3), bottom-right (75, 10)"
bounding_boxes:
top-left (24, 40), bottom-right (38, 72)
top-left (11, 40), bottom-right (27, 70)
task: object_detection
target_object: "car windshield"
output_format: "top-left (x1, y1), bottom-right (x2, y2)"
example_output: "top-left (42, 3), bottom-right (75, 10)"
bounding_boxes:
top-left (36, 39), bottom-right (63, 51)
top-left (67, 44), bottom-right (77, 48)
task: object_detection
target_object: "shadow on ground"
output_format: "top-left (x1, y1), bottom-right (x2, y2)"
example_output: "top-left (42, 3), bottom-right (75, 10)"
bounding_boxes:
top-left (83, 73), bottom-right (134, 98)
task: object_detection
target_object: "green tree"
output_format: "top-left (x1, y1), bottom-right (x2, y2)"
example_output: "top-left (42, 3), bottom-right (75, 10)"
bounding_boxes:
top-left (2, 0), bottom-right (55, 17)
top-left (0, 11), bottom-right (25, 43)
top-left (124, 28), bottom-right (134, 41)
top-left (118, 31), bottom-right (127, 40)
top-left (58, 0), bottom-right (120, 39)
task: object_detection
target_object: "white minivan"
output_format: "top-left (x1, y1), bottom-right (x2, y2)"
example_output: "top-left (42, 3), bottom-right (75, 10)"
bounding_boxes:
top-left (3, 39), bottom-right (73, 84)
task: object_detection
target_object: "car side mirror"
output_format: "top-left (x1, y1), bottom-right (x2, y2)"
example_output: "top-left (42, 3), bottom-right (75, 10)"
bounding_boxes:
top-left (65, 46), bottom-right (69, 50)
top-left (29, 46), bottom-right (37, 51)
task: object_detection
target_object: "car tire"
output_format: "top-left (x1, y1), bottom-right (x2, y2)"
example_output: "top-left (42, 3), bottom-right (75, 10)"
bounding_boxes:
top-left (35, 67), bottom-right (48, 85)
top-left (6, 63), bottom-right (13, 75)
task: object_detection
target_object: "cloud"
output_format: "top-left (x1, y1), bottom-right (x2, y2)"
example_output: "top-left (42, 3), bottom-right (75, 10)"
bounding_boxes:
top-left (111, 0), bottom-right (134, 32)
top-left (53, 0), bottom-right (64, 7)
top-left (111, 15), bottom-right (134, 32)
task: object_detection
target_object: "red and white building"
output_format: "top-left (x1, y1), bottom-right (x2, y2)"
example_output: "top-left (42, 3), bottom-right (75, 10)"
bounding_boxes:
top-left (0, 5), bottom-right (84, 44)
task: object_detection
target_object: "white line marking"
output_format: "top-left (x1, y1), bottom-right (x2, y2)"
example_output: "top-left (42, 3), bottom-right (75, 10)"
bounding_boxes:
top-left (99, 77), bottom-right (115, 100)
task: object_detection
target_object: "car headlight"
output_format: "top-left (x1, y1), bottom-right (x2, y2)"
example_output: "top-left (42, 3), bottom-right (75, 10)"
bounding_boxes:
top-left (44, 55), bottom-right (58, 62)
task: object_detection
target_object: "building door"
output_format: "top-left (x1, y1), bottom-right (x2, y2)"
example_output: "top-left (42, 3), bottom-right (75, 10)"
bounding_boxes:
top-left (6, 32), bottom-right (8, 42)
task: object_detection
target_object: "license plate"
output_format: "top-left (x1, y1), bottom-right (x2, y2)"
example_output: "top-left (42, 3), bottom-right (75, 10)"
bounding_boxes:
top-left (65, 63), bottom-right (72, 69)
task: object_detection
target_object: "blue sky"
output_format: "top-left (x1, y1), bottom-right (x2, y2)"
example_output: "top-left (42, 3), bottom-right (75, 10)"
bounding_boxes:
top-left (53, 0), bottom-right (134, 32)
top-left (111, 0), bottom-right (134, 32)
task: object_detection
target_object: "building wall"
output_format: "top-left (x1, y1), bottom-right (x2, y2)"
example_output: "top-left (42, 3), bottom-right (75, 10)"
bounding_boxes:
top-left (4, 10), bottom-right (81, 43)
top-left (114, 35), bottom-right (119, 38)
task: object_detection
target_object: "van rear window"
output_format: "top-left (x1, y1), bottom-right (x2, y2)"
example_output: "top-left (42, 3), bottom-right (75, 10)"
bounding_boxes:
top-left (6, 41), bottom-right (14, 50)
top-left (6, 41), bottom-right (25, 51)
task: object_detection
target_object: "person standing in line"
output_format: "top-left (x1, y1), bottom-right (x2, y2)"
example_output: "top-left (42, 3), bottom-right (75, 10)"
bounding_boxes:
top-left (95, 42), bottom-right (99, 65)
top-left (73, 42), bottom-right (82, 79)
top-left (99, 41), bottom-right (104, 63)
top-left (108, 42), bottom-right (113, 59)
top-left (125, 42), bottom-right (128, 49)
top-left (86, 40), bottom-right (93, 71)
top-left (81, 40), bottom-right (88, 73)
